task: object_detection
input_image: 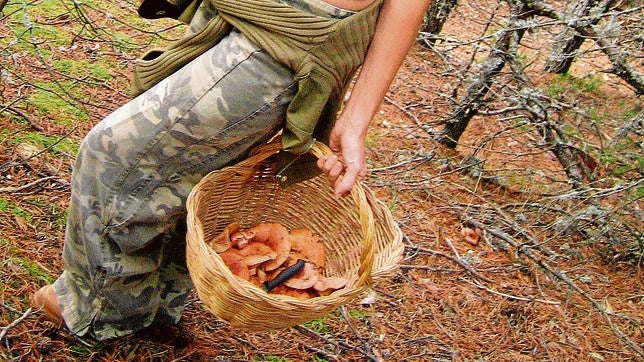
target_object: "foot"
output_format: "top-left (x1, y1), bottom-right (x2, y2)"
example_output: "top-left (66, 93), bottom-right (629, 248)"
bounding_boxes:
top-left (30, 284), bottom-right (63, 327)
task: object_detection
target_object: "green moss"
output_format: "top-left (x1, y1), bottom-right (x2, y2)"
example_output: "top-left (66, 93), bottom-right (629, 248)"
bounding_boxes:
top-left (3, 130), bottom-right (79, 156)
top-left (28, 82), bottom-right (90, 125)
top-left (0, 2), bottom-right (72, 55)
top-left (0, 198), bottom-right (34, 221)
top-left (262, 356), bottom-right (289, 362)
top-left (546, 74), bottom-right (603, 98)
top-left (347, 307), bottom-right (371, 319)
top-left (54, 59), bottom-right (114, 80)
top-left (302, 316), bottom-right (329, 334)
top-left (0, 238), bottom-right (54, 284)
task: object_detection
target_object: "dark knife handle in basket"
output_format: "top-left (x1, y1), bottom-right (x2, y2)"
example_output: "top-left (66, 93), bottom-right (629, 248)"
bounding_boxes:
top-left (262, 259), bottom-right (305, 292)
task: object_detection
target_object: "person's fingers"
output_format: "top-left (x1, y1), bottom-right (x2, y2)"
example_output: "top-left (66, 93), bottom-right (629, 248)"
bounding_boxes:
top-left (318, 154), bottom-right (368, 197)
top-left (317, 154), bottom-right (343, 185)
top-left (330, 160), bottom-right (345, 182)
top-left (316, 156), bottom-right (326, 170)
top-left (333, 159), bottom-right (363, 197)
top-left (317, 155), bottom-right (336, 172)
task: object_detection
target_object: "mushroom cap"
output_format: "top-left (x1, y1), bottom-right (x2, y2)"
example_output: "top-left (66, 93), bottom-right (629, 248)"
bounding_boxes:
top-left (209, 222), bottom-right (240, 253)
top-left (289, 228), bottom-right (326, 268)
top-left (246, 223), bottom-right (291, 271)
top-left (230, 230), bottom-right (254, 248)
top-left (271, 285), bottom-right (313, 300)
top-left (284, 262), bottom-right (319, 289)
top-left (313, 276), bottom-right (348, 292)
top-left (238, 242), bottom-right (277, 259)
top-left (460, 227), bottom-right (480, 245)
top-left (242, 254), bottom-right (275, 268)
top-left (219, 248), bottom-right (250, 281)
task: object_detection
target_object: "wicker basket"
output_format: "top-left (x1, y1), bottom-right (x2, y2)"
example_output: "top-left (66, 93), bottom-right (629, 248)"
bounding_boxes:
top-left (185, 140), bottom-right (403, 331)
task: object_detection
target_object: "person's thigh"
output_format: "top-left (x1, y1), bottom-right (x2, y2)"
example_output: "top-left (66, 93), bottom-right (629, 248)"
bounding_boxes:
top-left (56, 29), bottom-right (296, 340)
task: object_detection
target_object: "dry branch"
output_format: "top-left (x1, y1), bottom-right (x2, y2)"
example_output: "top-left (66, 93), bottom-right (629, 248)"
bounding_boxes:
top-left (544, 0), bottom-right (615, 74)
top-left (438, 0), bottom-right (533, 148)
top-left (0, 176), bottom-right (61, 193)
top-left (523, 0), bottom-right (644, 94)
top-left (339, 306), bottom-right (380, 362)
top-left (0, 307), bottom-right (32, 342)
top-left (294, 324), bottom-right (379, 362)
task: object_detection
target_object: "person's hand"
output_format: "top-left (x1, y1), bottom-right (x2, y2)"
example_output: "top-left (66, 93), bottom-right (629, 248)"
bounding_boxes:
top-left (316, 125), bottom-right (368, 198)
top-left (316, 0), bottom-right (430, 198)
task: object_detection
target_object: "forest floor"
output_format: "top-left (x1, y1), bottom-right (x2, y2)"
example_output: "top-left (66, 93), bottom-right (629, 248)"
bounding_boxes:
top-left (0, 0), bottom-right (642, 361)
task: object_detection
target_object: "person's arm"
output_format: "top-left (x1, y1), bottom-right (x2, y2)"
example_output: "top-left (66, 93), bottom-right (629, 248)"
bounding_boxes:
top-left (317, 0), bottom-right (431, 197)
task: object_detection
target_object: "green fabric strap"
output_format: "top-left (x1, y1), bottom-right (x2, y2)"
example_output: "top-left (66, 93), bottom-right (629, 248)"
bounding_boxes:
top-left (131, 17), bottom-right (233, 95)
top-left (131, 0), bottom-right (383, 153)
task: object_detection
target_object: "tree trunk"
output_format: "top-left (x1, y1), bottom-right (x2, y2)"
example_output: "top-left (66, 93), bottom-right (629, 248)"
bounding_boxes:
top-left (418, 0), bottom-right (457, 47)
top-left (439, 0), bottom-right (532, 148)
top-left (525, 0), bottom-right (643, 94)
top-left (544, 0), bottom-right (616, 74)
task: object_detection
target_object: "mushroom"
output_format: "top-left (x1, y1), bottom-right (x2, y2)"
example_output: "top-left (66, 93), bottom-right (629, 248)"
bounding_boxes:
top-left (289, 228), bottom-right (326, 268)
top-left (209, 222), bottom-right (240, 253)
top-left (243, 254), bottom-right (275, 269)
top-left (230, 230), bottom-right (254, 249)
top-left (245, 222), bottom-right (291, 271)
top-left (460, 227), bottom-right (480, 246)
top-left (313, 276), bottom-right (348, 292)
top-left (284, 262), bottom-right (319, 290)
top-left (219, 248), bottom-right (250, 281)
top-left (271, 285), bottom-right (313, 300)
top-left (238, 242), bottom-right (277, 260)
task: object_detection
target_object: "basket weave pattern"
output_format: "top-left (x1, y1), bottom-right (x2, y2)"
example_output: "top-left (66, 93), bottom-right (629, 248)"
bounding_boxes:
top-left (186, 141), bottom-right (403, 331)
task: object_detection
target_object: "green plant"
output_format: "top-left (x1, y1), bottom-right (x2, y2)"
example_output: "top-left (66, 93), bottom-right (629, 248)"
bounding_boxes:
top-left (0, 198), bottom-right (9, 211)
top-left (262, 356), bottom-right (288, 362)
top-left (347, 307), bottom-right (371, 320)
top-left (5, 131), bottom-right (79, 156)
top-left (302, 317), bottom-right (329, 334)
top-left (29, 81), bottom-right (90, 125)
top-left (0, 238), bottom-right (54, 285)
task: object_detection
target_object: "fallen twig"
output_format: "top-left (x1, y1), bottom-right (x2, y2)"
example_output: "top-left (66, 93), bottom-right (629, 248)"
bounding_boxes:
top-left (0, 102), bottom-right (43, 132)
top-left (300, 344), bottom-right (340, 362)
top-left (339, 306), bottom-right (380, 361)
top-left (464, 277), bottom-right (560, 305)
top-left (294, 324), bottom-right (378, 362)
top-left (405, 245), bottom-right (493, 283)
top-left (0, 307), bottom-right (32, 341)
top-left (0, 176), bottom-right (61, 193)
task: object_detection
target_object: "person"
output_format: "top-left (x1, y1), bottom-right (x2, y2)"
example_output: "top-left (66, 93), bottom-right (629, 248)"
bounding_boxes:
top-left (30, 0), bottom-right (431, 340)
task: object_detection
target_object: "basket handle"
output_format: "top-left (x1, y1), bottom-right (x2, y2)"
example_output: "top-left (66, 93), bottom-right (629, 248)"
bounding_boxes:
top-left (306, 141), bottom-right (376, 290)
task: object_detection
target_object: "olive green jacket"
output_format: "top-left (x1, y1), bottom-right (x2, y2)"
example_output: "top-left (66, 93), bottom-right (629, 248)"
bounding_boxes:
top-left (133, 0), bottom-right (383, 153)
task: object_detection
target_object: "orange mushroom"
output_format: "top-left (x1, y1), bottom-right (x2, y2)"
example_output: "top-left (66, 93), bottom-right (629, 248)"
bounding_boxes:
top-left (209, 222), bottom-right (240, 253)
top-left (270, 285), bottom-right (313, 300)
top-left (218, 248), bottom-right (250, 281)
top-left (313, 276), bottom-right (348, 293)
top-left (230, 230), bottom-right (254, 249)
top-left (289, 228), bottom-right (326, 268)
top-left (244, 222), bottom-right (291, 271)
top-left (460, 227), bottom-right (480, 246)
top-left (243, 254), bottom-right (275, 269)
top-left (238, 242), bottom-right (277, 259)
top-left (284, 262), bottom-right (319, 290)
top-left (215, 222), bottom-right (345, 300)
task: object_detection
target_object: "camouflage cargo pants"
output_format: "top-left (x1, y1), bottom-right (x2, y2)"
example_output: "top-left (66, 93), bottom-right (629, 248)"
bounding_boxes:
top-left (53, 0), bottom-right (353, 341)
top-left (52, 24), bottom-right (298, 339)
